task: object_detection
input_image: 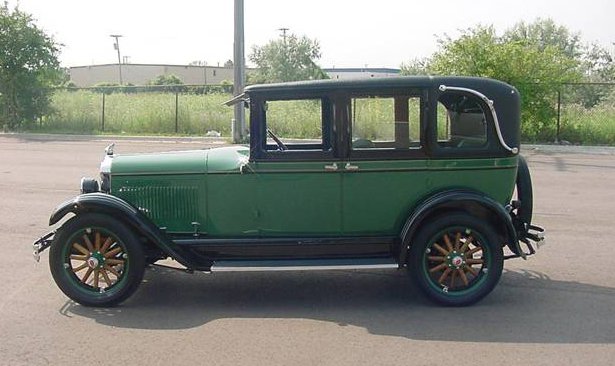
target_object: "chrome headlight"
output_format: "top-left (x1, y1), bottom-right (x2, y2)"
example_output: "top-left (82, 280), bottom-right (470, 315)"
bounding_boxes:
top-left (80, 177), bottom-right (100, 194)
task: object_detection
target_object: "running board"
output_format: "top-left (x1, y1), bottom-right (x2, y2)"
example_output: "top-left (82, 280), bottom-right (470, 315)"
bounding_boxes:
top-left (210, 258), bottom-right (399, 272)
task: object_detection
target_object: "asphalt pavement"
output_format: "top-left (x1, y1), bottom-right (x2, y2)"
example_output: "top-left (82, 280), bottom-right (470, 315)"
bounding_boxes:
top-left (0, 133), bottom-right (614, 365)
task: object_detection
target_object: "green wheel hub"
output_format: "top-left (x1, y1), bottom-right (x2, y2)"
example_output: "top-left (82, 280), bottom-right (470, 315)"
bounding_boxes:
top-left (86, 251), bottom-right (105, 269)
top-left (424, 228), bottom-right (489, 293)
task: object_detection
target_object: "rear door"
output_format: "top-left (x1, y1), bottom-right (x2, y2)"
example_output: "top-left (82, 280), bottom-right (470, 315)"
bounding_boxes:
top-left (341, 91), bottom-right (429, 236)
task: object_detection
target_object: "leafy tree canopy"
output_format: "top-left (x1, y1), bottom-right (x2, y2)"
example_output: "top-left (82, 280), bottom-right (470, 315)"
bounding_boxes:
top-left (400, 20), bottom-right (595, 141)
top-left (503, 18), bottom-right (582, 58)
top-left (429, 25), bottom-right (582, 84)
top-left (0, 2), bottom-right (61, 128)
top-left (248, 34), bottom-right (328, 84)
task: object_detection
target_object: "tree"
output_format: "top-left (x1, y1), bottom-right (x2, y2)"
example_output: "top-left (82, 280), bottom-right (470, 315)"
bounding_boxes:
top-left (0, 2), bottom-right (61, 129)
top-left (426, 24), bottom-right (582, 141)
top-left (149, 74), bottom-right (183, 85)
top-left (583, 43), bottom-right (614, 81)
top-left (503, 18), bottom-right (582, 58)
top-left (248, 34), bottom-right (328, 83)
top-left (400, 57), bottom-right (430, 76)
top-left (569, 43), bottom-right (615, 108)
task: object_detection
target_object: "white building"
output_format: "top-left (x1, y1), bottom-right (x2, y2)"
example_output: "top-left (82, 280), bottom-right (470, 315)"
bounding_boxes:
top-left (69, 63), bottom-right (235, 87)
top-left (323, 67), bottom-right (400, 80)
top-left (68, 64), bottom-right (401, 87)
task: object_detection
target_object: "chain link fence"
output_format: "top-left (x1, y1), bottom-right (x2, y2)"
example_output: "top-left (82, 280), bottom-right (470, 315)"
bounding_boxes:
top-left (34, 82), bottom-right (615, 144)
top-left (556, 83), bottom-right (615, 144)
top-left (40, 84), bottom-right (234, 136)
top-left (515, 82), bottom-right (615, 144)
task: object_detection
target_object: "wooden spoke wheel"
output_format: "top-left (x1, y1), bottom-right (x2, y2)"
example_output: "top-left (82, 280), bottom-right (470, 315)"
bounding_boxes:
top-left (67, 228), bottom-right (127, 292)
top-left (49, 214), bottom-right (145, 307)
top-left (409, 214), bottom-right (503, 306)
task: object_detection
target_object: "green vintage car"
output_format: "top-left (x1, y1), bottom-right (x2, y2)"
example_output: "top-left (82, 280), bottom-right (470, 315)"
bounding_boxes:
top-left (34, 76), bottom-right (543, 307)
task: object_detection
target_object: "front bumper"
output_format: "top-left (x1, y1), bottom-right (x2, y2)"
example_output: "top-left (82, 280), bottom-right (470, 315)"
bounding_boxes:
top-left (33, 231), bottom-right (54, 262)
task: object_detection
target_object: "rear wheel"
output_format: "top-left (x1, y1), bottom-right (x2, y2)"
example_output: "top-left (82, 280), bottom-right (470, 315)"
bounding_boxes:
top-left (409, 214), bottom-right (503, 306)
top-left (49, 213), bottom-right (145, 307)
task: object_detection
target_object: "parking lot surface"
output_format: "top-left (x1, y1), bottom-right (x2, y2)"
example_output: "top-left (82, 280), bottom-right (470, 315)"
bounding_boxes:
top-left (1, 134), bottom-right (614, 365)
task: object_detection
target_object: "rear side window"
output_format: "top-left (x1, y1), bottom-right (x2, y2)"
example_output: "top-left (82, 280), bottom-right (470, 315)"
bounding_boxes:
top-left (351, 95), bottom-right (422, 151)
top-left (437, 92), bottom-right (488, 148)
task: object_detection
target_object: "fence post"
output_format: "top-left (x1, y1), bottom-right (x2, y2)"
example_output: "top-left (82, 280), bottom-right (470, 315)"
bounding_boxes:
top-left (101, 93), bottom-right (106, 132)
top-left (556, 89), bottom-right (561, 143)
top-left (175, 92), bottom-right (179, 133)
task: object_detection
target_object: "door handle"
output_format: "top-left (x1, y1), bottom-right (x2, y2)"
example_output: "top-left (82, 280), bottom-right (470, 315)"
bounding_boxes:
top-left (324, 163), bottom-right (338, 171)
top-left (345, 163), bottom-right (359, 171)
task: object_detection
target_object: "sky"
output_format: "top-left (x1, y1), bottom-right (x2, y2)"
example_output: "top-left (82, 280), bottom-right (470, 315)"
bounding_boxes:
top-left (8, 0), bottom-right (615, 69)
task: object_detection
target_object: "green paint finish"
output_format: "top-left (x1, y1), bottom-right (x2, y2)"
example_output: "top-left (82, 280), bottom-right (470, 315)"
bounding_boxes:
top-left (342, 157), bottom-right (517, 235)
top-left (108, 145), bottom-right (516, 237)
top-left (206, 160), bottom-right (341, 237)
top-left (90, 251), bottom-right (105, 269)
top-left (205, 173), bottom-right (259, 236)
top-left (206, 145), bottom-right (250, 173)
top-left (111, 150), bottom-right (208, 175)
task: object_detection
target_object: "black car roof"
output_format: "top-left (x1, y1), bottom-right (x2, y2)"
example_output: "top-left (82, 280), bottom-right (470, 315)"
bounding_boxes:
top-left (244, 76), bottom-right (515, 96)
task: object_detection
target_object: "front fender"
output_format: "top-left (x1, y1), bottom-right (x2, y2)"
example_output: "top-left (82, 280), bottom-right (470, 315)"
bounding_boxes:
top-left (50, 193), bottom-right (137, 226)
top-left (49, 193), bottom-right (201, 269)
top-left (399, 190), bottom-right (522, 265)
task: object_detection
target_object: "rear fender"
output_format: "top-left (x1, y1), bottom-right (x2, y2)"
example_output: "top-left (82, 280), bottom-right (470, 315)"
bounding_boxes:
top-left (49, 193), bottom-right (203, 269)
top-left (399, 190), bottom-right (522, 265)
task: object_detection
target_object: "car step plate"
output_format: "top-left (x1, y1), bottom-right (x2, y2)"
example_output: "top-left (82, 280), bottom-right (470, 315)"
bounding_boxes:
top-left (211, 258), bottom-right (399, 272)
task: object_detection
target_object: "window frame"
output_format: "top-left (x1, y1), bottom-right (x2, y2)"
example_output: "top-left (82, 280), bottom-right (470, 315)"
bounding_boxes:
top-left (344, 89), bottom-right (428, 161)
top-left (249, 94), bottom-right (338, 162)
top-left (428, 88), bottom-right (500, 158)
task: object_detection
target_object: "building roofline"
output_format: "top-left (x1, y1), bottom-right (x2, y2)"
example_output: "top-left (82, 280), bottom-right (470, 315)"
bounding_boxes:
top-left (323, 67), bottom-right (401, 73)
top-left (69, 63), bottom-right (235, 70)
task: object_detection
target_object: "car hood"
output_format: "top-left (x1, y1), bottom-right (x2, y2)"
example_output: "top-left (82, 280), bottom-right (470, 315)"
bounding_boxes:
top-left (108, 145), bottom-right (249, 175)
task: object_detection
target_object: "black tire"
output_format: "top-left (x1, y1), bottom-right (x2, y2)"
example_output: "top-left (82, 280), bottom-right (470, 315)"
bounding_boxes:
top-left (516, 155), bottom-right (533, 225)
top-left (49, 213), bottom-right (145, 307)
top-left (408, 214), bottom-right (504, 306)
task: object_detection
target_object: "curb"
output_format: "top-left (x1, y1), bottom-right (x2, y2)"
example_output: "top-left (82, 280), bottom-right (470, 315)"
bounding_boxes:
top-left (2, 132), bottom-right (615, 154)
top-left (0, 132), bottom-right (229, 144)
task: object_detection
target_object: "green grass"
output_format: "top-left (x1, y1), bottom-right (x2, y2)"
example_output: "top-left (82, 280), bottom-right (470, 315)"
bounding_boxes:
top-left (266, 99), bottom-right (322, 138)
top-left (559, 101), bottom-right (615, 145)
top-left (24, 90), bottom-right (615, 145)
top-left (35, 90), bottom-right (234, 136)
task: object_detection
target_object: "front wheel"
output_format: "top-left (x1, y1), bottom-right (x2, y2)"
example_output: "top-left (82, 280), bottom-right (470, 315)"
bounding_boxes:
top-left (408, 214), bottom-right (503, 306)
top-left (49, 213), bottom-right (145, 307)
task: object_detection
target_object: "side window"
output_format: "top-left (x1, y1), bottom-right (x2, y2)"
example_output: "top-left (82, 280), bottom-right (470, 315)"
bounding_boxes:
top-left (351, 96), bottom-right (421, 150)
top-left (437, 93), bottom-right (488, 148)
top-left (264, 98), bottom-right (330, 153)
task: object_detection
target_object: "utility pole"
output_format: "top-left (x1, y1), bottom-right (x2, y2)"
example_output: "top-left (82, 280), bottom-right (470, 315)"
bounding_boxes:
top-left (278, 27), bottom-right (289, 44)
top-left (233, 0), bottom-right (246, 143)
top-left (110, 34), bottom-right (123, 85)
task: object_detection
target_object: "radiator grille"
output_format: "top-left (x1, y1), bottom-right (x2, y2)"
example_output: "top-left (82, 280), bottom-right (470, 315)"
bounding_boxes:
top-left (116, 184), bottom-right (201, 231)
